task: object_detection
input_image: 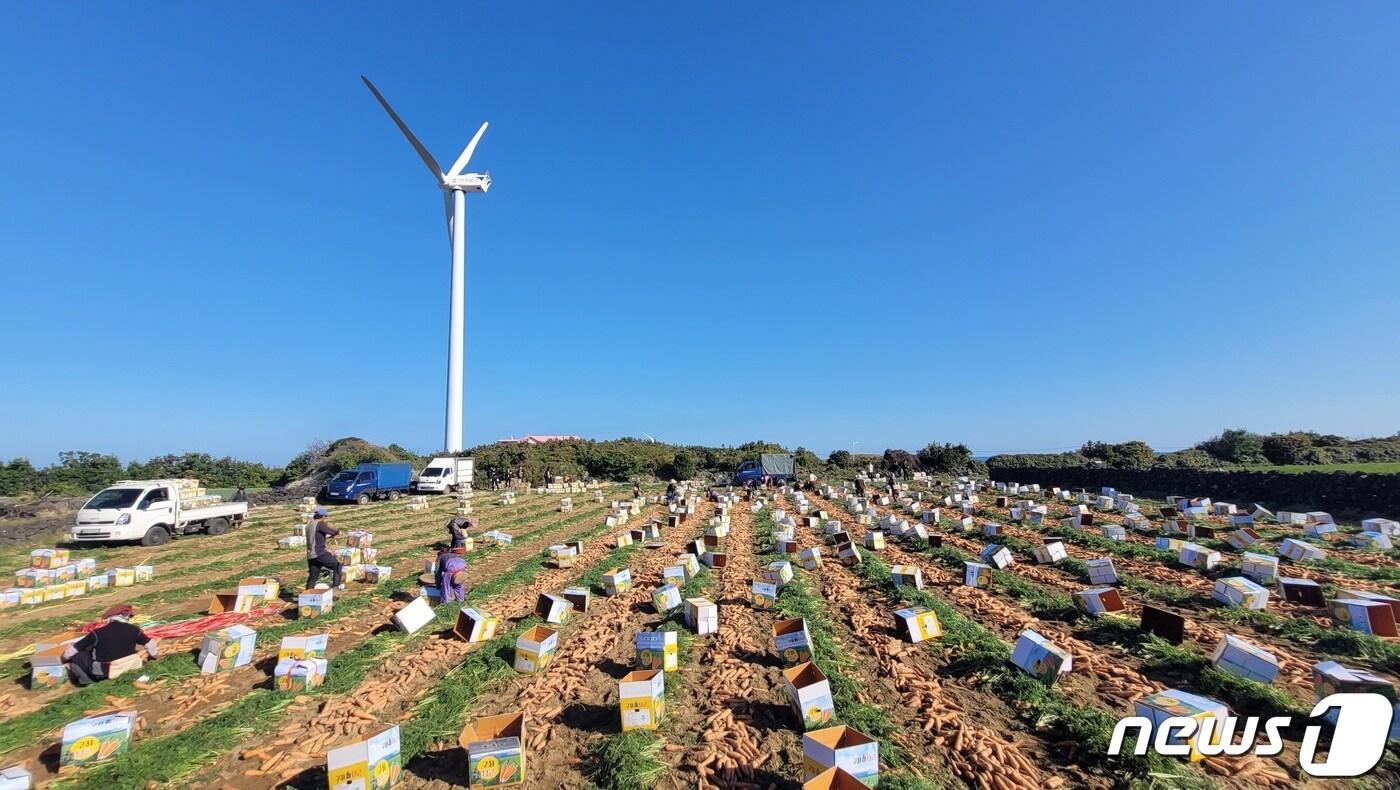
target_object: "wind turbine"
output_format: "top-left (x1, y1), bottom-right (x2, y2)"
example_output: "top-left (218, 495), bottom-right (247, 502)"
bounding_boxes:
top-left (361, 75), bottom-right (491, 453)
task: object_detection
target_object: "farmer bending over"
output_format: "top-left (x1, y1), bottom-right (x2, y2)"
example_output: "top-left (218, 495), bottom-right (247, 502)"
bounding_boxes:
top-left (63, 604), bottom-right (158, 686)
top-left (306, 508), bottom-right (344, 590)
top-left (436, 546), bottom-right (469, 602)
top-left (446, 516), bottom-right (474, 550)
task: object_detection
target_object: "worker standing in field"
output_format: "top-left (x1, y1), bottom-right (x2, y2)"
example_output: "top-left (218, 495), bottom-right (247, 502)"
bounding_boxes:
top-left (305, 508), bottom-right (344, 590)
top-left (446, 516), bottom-right (473, 549)
top-left (62, 604), bottom-right (158, 686)
top-left (435, 546), bottom-right (468, 602)
top-left (665, 481), bottom-right (677, 504)
top-left (231, 485), bottom-right (248, 503)
top-left (633, 481), bottom-right (642, 500)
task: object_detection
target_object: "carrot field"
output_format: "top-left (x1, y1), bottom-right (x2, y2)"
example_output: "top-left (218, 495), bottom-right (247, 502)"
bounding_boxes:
top-left (1, 478), bottom-right (1396, 789)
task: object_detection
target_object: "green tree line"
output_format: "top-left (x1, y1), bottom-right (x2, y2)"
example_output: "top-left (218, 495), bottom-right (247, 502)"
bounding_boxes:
top-left (987, 429), bottom-right (1400, 472)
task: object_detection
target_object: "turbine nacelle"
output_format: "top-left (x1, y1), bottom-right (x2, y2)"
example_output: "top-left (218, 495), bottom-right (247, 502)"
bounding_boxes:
top-left (444, 172), bottom-right (491, 193)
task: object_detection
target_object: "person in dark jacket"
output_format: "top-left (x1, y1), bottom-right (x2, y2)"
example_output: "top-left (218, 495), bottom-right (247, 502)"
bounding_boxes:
top-left (231, 486), bottom-right (248, 503)
top-left (854, 478), bottom-right (867, 498)
top-left (305, 508), bottom-right (343, 590)
top-left (63, 604), bottom-right (158, 686)
top-left (446, 516), bottom-right (474, 549)
top-left (665, 482), bottom-right (677, 504)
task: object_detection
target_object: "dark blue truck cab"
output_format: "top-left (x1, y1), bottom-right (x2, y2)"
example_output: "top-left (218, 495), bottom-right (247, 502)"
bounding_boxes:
top-left (322, 462), bottom-right (414, 505)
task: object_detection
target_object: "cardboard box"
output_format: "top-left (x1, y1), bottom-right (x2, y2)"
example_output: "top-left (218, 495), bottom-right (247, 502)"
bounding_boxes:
top-left (652, 584), bottom-right (682, 614)
top-left (662, 564), bottom-right (687, 588)
top-left (784, 662), bottom-right (836, 730)
top-left (43, 585), bottom-right (65, 602)
top-left (0, 589), bottom-right (18, 609)
top-left (1178, 543), bottom-right (1220, 570)
top-left (392, 597), bottom-right (435, 634)
top-left (1226, 528), bottom-right (1261, 550)
top-left (75, 558), bottom-right (97, 579)
top-left (773, 618), bottom-right (813, 666)
top-left (514, 625), bottom-right (559, 674)
top-left (19, 589), bottom-right (42, 606)
top-left (1212, 577), bottom-right (1268, 610)
top-left (1352, 531), bottom-right (1394, 550)
top-left (616, 532), bottom-right (634, 549)
top-left (1074, 587), bottom-right (1124, 615)
top-left (1033, 541), bottom-right (1066, 565)
top-left (299, 588), bottom-right (334, 618)
top-left (963, 561), bottom-right (991, 588)
top-left (62, 579), bottom-right (86, 598)
top-left (1312, 660), bottom-right (1396, 701)
top-left (198, 625), bottom-right (257, 673)
top-left (1133, 690), bottom-right (1228, 761)
top-left (31, 638), bottom-right (72, 688)
top-left (275, 657), bottom-right (327, 691)
top-left (1139, 605), bottom-right (1185, 644)
top-left (751, 579), bottom-right (779, 609)
top-left (563, 586), bottom-right (591, 614)
top-left (890, 564), bottom-right (924, 590)
top-left (619, 669), bottom-right (666, 731)
top-left (454, 608), bottom-right (501, 643)
top-left (0, 766), bottom-right (32, 789)
top-left (764, 561), bottom-right (794, 586)
top-left (802, 726), bottom-right (879, 786)
top-left (1277, 577), bottom-right (1325, 606)
top-left (981, 544), bottom-right (1013, 570)
top-left (326, 725), bottom-right (401, 789)
top-left (636, 630), bottom-right (678, 672)
top-left (1085, 558), bottom-right (1118, 585)
top-left (460, 712), bottom-right (525, 786)
top-left (684, 597), bottom-right (717, 634)
top-left (702, 552), bottom-right (728, 569)
top-left (601, 568), bottom-right (632, 596)
top-left (30, 548), bottom-right (70, 569)
top-left (799, 547), bottom-right (823, 571)
top-left (1211, 635), bottom-right (1279, 683)
top-left (1331, 598), bottom-right (1398, 636)
top-left (1101, 525), bottom-right (1126, 541)
top-left (803, 767), bottom-right (873, 790)
top-left (863, 532), bottom-right (886, 550)
top-left (85, 574), bottom-right (108, 593)
top-left (534, 594), bottom-right (573, 625)
top-left (893, 606), bottom-right (941, 644)
top-left (232, 577), bottom-right (279, 611)
top-left (836, 542), bottom-right (861, 566)
top-left (278, 634), bottom-right (329, 660)
top-left (1240, 553), bottom-right (1279, 584)
top-left (1279, 538), bottom-right (1325, 562)
top-left (1362, 518), bottom-right (1400, 537)
top-left (60, 709), bottom-right (137, 769)
top-left (364, 565), bottom-right (392, 584)
top-left (134, 565), bottom-right (155, 583)
top-left (1010, 629), bottom-right (1072, 685)
top-left (1155, 537), bottom-right (1184, 553)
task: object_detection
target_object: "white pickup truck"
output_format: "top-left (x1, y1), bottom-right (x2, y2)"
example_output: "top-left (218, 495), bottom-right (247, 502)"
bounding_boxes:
top-left (71, 479), bottom-right (250, 546)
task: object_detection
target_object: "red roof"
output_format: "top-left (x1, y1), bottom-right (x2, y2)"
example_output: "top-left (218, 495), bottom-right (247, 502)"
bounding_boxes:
top-left (497, 435), bottom-right (581, 445)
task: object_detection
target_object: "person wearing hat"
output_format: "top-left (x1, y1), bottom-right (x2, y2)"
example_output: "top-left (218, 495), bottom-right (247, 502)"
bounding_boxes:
top-left (62, 604), bottom-right (158, 686)
top-left (305, 508), bottom-right (344, 590)
top-left (446, 516), bottom-right (474, 550)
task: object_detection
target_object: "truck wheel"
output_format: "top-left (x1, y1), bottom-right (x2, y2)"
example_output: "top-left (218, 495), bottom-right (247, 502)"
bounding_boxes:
top-left (356, 493), bottom-right (371, 505)
top-left (140, 527), bottom-right (170, 547)
top-left (206, 517), bottom-right (230, 536)
top-left (388, 490), bottom-right (402, 501)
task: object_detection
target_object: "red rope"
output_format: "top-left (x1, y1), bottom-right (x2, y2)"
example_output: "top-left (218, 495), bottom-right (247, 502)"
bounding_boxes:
top-left (79, 604), bottom-right (285, 639)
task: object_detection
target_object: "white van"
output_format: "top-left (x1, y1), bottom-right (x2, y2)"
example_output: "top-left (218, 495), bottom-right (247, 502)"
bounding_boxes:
top-left (415, 457), bottom-right (474, 493)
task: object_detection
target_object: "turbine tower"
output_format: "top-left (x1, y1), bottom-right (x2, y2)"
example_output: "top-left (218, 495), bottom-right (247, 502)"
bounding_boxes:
top-left (362, 76), bottom-right (490, 453)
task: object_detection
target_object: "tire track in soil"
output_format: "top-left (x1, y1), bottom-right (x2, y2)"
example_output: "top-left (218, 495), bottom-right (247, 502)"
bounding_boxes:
top-left (0, 499), bottom-right (575, 725)
top-left (860, 488), bottom-right (1301, 787)
top-left (664, 496), bottom-right (799, 790)
top-left (207, 502), bottom-right (665, 788)
top-left (797, 493), bottom-right (1074, 790)
top-left (408, 497), bottom-right (723, 790)
top-left (0, 501), bottom-right (620, 783)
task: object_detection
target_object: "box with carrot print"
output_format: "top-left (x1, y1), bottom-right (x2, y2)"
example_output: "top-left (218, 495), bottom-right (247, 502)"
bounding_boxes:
top-left (60, 709), bottom-right (137, 770)
top-left (326, 724), bottom-right (402, 789)
top-left (460, 712), bottom-right (526, 786)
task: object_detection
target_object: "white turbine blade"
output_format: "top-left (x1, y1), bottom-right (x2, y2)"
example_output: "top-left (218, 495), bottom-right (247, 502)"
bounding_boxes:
top-left (447, 122), bottom-right (489, 177)
top-left (361, 76), bottom-right (445, 183)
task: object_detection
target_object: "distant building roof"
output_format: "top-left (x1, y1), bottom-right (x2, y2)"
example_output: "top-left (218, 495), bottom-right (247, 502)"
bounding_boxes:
top-left (497, 435), bottom-right (582, 445)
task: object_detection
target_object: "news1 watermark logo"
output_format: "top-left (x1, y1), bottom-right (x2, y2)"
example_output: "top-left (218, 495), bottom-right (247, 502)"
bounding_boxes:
top-left (1108, 693), bottom-right (1394, 777)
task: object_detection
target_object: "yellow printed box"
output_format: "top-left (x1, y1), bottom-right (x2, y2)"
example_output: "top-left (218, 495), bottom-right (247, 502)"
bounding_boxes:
top-left (619, 669), bottom-right (666, 731)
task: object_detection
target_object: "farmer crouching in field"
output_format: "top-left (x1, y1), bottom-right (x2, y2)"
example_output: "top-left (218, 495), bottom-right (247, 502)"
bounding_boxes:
top-left (446, 516), bottom-right (474, 550)
top-left (306, 508), bottom-right (344, 590)
top-left (435, 546), bottom-right (469, 602)
top-left (62, 604), bottom-right (158, 686)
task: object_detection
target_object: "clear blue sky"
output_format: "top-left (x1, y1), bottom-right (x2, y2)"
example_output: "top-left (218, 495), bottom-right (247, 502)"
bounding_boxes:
top-left (3, 3), bottom-right (1398, 466)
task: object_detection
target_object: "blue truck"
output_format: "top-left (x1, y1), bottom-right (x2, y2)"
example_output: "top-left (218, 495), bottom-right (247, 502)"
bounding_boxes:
top-left (734, 453), bottom-right (796, 485)
top-left (321, 462), bottom-right (414, 505)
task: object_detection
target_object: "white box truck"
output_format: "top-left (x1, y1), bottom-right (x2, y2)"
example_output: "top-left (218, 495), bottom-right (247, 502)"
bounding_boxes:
top-left (415, 457), bottom-right (474, 494)
top-left (71, 480), bottom-right (249, 546)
